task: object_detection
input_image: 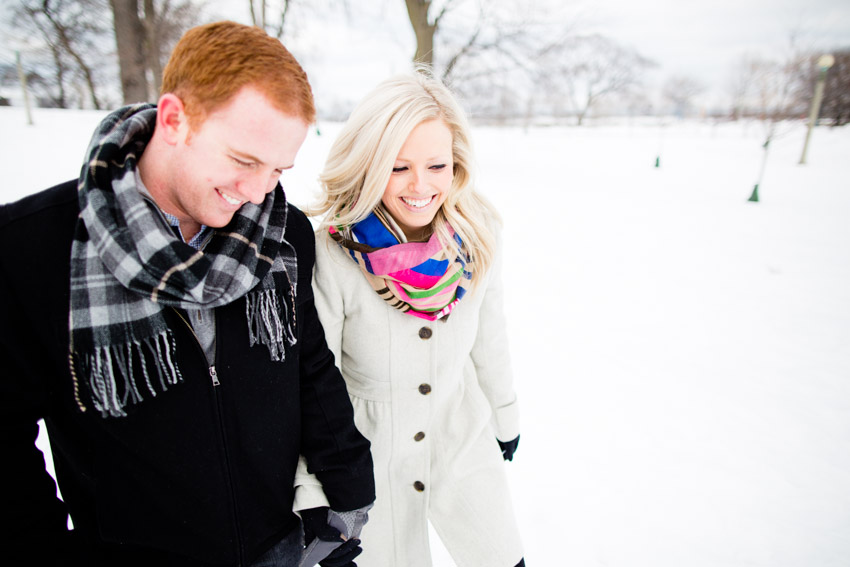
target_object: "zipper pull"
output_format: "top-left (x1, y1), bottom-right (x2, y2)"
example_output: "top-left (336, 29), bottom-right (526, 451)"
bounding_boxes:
top-left (210, 365), bottom-right (220, 387)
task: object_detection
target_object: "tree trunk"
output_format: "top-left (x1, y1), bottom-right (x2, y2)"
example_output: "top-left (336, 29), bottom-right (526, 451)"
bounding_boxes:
top-left (144, 0), bottom-right (163, 99)
top-left (404, 0), bottom-right (435, 66)
top-left (70, 51), bottom-right (104, 110)
top-left (47, 43), bottom-right (69, 109)
top-left (111, 0), bottom-right (149, 104)
top-left (249, 0), bottom-right (257, 27)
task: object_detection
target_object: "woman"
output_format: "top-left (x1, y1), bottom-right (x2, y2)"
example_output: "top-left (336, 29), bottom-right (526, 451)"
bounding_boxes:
top-left (308, 71), bottom-right (525, 567)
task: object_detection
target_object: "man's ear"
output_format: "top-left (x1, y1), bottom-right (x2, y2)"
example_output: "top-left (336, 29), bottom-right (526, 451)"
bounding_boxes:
top-left (157, 93), bottom-right (187, 145)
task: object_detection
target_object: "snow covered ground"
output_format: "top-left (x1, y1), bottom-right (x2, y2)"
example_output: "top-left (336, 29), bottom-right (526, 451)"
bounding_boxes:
top-left (3, 106), bottom-right (849, 566)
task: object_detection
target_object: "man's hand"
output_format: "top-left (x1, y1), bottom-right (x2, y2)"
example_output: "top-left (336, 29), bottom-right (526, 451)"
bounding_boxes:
top-left (300, 506), bottom-right (363, 567)
top-left (316, 537), bottom-right (362, 567)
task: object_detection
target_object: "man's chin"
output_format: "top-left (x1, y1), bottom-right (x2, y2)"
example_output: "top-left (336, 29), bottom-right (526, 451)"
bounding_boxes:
top-left (210, 208), bottom-right (242, 227)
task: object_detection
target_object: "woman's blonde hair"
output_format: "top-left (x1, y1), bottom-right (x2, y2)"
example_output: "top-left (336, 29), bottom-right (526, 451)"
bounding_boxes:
top-left (312, 69), bottom-right (500, 289)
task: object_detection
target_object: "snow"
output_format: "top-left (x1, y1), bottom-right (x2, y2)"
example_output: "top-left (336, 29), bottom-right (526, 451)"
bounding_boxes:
top-left (3, 106), bottom-right (849, 566)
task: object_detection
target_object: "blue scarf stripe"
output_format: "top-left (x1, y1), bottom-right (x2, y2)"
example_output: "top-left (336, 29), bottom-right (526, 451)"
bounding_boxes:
top-left (352, 213), bottom-right (397, 248)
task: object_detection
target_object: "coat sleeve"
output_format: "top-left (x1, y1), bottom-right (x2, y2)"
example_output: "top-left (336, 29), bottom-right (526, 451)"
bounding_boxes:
top-left (311, 233), bottom-right (345, 364)
top-left (292, 454), bottom-right (330, 512)
top-left (289, 209), bottom-right (375, 512)
top-left (0, 189), bottom-right (81, 562)
top-left (293, 232), bottom-right (349, 513)
top-left (470, 229), bottom-right (521, 442)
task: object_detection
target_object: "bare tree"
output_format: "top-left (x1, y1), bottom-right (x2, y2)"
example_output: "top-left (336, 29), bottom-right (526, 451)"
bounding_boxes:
top-left (404, 0), bottom-right (565, 85)
top-left (394, 1), bottom-right (658, 125)
top-left (142, 0), bottom-right (202, 97)
top-left (727, 53), bottom-right (799, 121)
top-left (537, 34), bottom-right (655, 125)
top-left (727, 54), bottom-right (756, 120)
top-left (0, 52), bottom-right (57, 108)
top-left (395, 0), bottom-right (587, 124)
top-left (249, 0), bottom-right (352, 41)
top-left (662, 75), bottom-right (705, 118)
top-left (249, 0), bottom-right (293, 39)
top-left (403, 0), bottom-right (464, 66)
top-left (110, 0), bottom-right (201, 104)
top-left (742, 44), bottom-right (809, 201)
top-left (14, 0), bottom-right (108, 109)
top-left (21, 34), bottom-right (74, 108)
top-left (751, 58), bottom-right (799, 122)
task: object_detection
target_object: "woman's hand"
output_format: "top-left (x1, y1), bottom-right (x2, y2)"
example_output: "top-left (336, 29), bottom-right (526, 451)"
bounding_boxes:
top-left (497, 435), bottom-right (520, 461)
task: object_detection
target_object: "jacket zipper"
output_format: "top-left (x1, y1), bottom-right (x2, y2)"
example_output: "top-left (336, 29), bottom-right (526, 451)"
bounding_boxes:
top-left (171, 308), bottom-right (219, 388)
top-left (147, 203), bottom-right (220, 392)
top-left (170, 307), bottom-right (245, 565)
top-left (210, 364), bottom-right (220, 386)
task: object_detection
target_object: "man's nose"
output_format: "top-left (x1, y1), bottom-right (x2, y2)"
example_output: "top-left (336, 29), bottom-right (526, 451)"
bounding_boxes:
top-left (240, 170), bottom-right (278, 205)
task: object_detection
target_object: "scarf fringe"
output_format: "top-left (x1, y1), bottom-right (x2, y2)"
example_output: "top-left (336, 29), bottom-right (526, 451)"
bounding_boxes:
top-left (70, 105), bottom-right (300, 419)
top-left (246, 288), bottom-right (296, 362)
top-left (75, 331), bottom-right (182, 418)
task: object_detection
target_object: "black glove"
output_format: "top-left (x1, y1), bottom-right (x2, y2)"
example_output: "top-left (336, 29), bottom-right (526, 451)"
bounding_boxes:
top-left (300, 506), bottom-right (363, 567)
top-left (498, 435), bottom-right (520, 461)
top-left (318, 537), bottom-right (362, 567)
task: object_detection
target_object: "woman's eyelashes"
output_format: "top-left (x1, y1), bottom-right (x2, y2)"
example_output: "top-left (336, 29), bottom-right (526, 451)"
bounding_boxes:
top-left (391, 163), bottom-right (448, 173)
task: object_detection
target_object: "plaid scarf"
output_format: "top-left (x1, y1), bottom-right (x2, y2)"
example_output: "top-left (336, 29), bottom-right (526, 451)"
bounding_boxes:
top-left (69, 104), bottom-right (298, 418)
top-left (330, 206), bottom-right (472, 321)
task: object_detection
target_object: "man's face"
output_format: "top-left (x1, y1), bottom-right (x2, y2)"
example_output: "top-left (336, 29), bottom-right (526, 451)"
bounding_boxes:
top-left (164, 86), bottom-right (309, 232)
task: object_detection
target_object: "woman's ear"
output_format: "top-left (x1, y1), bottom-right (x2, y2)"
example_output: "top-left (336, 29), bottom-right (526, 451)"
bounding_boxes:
top-left (156, 93), bottom-right (188, 145)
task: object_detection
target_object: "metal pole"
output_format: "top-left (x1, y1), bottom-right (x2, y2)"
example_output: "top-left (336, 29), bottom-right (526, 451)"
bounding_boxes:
top-left (15, 51), bottom-right (34, 126)
top-left (799, 55), bottom-right (834, 165)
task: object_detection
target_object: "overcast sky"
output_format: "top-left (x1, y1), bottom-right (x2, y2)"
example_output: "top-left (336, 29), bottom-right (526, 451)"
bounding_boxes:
top-left (209, 0), bottom-right (850, 112)
top-left (576, 0), bottom-right (850, 101)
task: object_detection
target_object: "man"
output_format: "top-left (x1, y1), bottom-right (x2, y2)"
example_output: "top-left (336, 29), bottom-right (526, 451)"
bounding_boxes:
top-left (0, 21), bottom-right (374, 566)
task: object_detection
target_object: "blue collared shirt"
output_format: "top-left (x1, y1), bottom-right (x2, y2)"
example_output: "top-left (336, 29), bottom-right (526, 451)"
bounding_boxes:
top-left (161, 210), bottom-right (214, 251)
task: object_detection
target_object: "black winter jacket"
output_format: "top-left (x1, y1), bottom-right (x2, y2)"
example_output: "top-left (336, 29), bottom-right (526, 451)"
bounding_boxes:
top-left (0, 181), bottom-right (375, 566)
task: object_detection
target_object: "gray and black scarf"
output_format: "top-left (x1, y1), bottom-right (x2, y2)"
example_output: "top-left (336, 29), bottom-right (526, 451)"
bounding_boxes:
top-left (69, 104), bottom-right (298, 418)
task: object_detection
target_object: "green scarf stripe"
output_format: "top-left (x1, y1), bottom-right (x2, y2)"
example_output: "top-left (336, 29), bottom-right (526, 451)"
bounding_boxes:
top-left (403, 267), bottom-right (463, 299)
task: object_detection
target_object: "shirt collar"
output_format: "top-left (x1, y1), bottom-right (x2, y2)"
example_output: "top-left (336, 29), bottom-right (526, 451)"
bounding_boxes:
top-left (134, 169), bottom-right (213, 251)
top-left (161, 209), bottom-right (213, 251)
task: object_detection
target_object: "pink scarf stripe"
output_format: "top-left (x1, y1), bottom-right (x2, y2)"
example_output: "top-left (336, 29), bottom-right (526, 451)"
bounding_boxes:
top-left (404, 298), bottom-right (461, 321)
top-left (361, 237), bottom-right (445, 275)
top-left (331, 212), bottom-right (471, 321)
top-left (387, 268), bottom-right (443, 288)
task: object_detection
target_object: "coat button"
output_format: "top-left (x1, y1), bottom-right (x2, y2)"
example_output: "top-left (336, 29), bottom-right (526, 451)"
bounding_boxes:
top-left (418, 327), bottom-right (432, 339)
top-left (418, 383), bottom-right (431, 395)
top-left (414, 431), bottom-right (425, 442)
top-left (413, 481), bottom-right (425, 492)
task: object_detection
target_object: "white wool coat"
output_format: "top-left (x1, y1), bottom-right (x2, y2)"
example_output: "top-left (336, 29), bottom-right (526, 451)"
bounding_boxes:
top-left (302, 230), bottom-right (524, 567)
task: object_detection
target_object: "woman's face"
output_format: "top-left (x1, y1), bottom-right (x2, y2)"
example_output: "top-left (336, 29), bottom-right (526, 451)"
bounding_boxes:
top-left (381, 118), bottom-right (454, 241)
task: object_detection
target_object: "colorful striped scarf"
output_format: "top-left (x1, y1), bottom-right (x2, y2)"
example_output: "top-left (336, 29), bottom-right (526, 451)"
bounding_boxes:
top-left (330, 207), bottom-right (472, 321)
